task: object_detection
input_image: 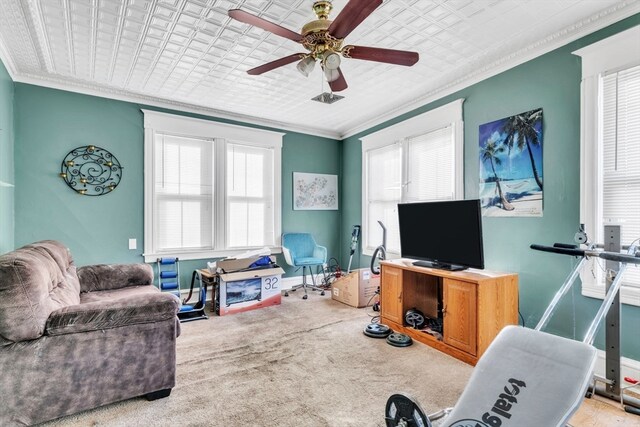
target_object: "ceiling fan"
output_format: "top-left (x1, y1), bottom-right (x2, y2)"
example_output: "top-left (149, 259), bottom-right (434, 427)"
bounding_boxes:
top-left (228, 0), bottom-right (419, 92)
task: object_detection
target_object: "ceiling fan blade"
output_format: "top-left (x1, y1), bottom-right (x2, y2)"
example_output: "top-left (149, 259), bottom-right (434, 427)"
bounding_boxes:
top-left (247, 53), bottom-right (306, 75)
top-left (328, 0), bottom-right (383, 39)
top-left (328, 68), bottom-right (348, 92)
top-left (229, 9), bottom-right (302, 43)
top-left (343, 45), bottom-right (419, 66)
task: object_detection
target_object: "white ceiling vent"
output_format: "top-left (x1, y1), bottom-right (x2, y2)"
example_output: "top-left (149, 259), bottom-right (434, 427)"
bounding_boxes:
top-left (311, 93), bottom-right (345, 104)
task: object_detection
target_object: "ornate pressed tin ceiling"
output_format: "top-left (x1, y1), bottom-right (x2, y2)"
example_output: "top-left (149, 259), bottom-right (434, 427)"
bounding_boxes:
top-left (0, 0), bottom-right (638, 138)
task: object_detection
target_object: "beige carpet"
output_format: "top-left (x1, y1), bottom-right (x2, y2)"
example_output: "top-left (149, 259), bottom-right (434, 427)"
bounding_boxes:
top-left (42, 294), bottom-right (473, 427)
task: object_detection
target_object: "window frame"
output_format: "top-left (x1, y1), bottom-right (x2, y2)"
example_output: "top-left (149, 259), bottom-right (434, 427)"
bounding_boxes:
top-left (142, 110), bottom-right (283, 262)
top-left (573, 26), bottom-right (640, 307)
top-left (360, 99), bottom-right (465, 256)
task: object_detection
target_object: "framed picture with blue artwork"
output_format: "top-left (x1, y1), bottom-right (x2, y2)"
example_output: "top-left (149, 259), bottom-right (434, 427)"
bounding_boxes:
top-left (293, 172), bottom-right (338, 210)
top-left (479, 108), bottom-right (543, 217)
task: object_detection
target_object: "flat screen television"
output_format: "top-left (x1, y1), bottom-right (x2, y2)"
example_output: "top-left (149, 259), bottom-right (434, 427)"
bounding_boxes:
top-left (398, 199), bottom-right (484, 271)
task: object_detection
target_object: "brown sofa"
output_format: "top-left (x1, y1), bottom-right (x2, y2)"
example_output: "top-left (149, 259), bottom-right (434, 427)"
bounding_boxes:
top-left (0, 241), bottom-right (181, 426)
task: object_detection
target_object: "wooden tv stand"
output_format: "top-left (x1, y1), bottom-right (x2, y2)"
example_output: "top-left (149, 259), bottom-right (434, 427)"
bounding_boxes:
top-left (380, 260), bottom-right (518, 365)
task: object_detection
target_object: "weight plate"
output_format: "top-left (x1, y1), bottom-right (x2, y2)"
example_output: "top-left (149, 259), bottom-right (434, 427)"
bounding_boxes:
top-left (385, 393), bottom-right (431, 427)
top-left (386, 333), bottom-right (413, 347)
top-left (427, 317), bottom-right (443, 334)
top-left (405, 308), bottom-right (426, 329)
top-left (363, 323), bottom-right (392, 338)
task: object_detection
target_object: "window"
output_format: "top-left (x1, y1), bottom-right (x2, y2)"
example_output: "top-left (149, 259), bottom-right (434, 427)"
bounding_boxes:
top-left (361, 99), bottom-right (464, 255)
top-left (226, 143), bottom-right (275, 248)
top-left (574, 26), bottom-right (640, 306)
top-left (143, 110), bottom-right (283, 262)
top-left (154, 134), bottom-right (213, 252)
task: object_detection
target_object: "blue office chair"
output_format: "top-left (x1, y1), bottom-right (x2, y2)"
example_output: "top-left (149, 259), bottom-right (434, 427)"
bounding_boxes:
top-left (282, 233), bottom-right (327, 299)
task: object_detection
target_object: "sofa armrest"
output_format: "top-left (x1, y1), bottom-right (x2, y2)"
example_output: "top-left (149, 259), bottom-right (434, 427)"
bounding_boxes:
top-left (45, 292), bottom-right (179, 336)
top-left (78, 263), bottom-right (154, 293)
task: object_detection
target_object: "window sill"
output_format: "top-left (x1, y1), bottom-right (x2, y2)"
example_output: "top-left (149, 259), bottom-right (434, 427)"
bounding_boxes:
top-left (582, 283), bottom-right (640, 307)
top-left (144, 246), bottom-right (282, 263)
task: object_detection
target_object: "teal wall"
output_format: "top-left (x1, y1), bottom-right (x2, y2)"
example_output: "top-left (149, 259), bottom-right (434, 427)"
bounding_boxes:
top-left (9, 15), bottom-right (639, 360)
top-left (281, 133), bottom-right (341, 269)
top-left (0, 58), bottom-right (14, 254)
top-left (13, 85), bottom-right (340, 287)
top-left (340, 15), bottom-right (640, 360)
top-left (15, 86), bottom-right (144, 264)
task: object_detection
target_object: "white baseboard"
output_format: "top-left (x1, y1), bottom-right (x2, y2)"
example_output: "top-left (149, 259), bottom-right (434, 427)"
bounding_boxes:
top-left (280, 276), bottom-right (301, 291)
top-left (593, 350), bottom-right (640, 384)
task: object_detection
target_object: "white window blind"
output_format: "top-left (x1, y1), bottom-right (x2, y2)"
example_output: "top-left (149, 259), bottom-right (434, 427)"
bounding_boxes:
top-left (227, 143), bottom-right (275, 248)
top-left (366, 143), bottom-right (402, 253)
top-left (405, 126), bottom-right (455, 202)
top-left (601, 65), bottom-right (640, 288)
top-left (154, 133), bottom-right (213, 251)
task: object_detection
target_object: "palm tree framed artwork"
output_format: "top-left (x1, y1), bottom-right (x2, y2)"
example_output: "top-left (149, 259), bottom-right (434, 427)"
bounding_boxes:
top-left (479, 108), bottom-right (543, 217)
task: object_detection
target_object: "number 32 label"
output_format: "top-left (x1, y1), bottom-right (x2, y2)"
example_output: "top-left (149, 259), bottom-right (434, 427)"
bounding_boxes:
top-left (263, 276), bottom-right (279, 290)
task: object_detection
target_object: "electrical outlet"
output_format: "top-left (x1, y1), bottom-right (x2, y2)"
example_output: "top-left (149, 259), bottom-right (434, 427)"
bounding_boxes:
top-left (128, 238), bottom-right (137, 250)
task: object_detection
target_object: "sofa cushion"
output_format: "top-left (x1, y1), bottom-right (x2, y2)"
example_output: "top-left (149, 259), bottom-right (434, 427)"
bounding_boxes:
top-left (80, 284), bottom-right (159, 303)
top-left (46, 288), bottom-right (180, 336)
top-left (78, 263), bottom-right (154, 292)
top-left (0, 240), bottom-right (81, 342)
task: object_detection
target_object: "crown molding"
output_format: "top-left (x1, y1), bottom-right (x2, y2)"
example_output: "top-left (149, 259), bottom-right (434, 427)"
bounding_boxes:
top-left (12, 73), bottom-right (342, 141)
top-left (339, 1), bottom-right (640, 140)
top-left (0, 35), bottom-right (17, 80)
top-left (3, 2), bottom-right (639, 142)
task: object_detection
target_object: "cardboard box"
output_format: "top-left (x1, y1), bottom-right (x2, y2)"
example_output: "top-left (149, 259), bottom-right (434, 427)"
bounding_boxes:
top-left (217, 267), bottom-right (284, 316)
top-left (217, 255), bottom-right (276, 273)
top-left (331, 269), bottom-right (380, 308)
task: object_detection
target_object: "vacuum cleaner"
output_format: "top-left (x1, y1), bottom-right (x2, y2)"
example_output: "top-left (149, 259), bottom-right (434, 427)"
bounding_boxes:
top-left (370, 220), bottom-right (387, 275)
top-left (347, 225), bottom-right (361, 274)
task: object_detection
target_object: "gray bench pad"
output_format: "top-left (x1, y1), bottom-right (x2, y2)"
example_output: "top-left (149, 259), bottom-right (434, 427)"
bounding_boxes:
top-left (441, 325), bottom-right (597, 427)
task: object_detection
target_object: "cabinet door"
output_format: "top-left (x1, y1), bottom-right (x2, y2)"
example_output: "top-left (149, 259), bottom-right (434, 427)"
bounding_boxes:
top-left (443, 278), bottom-right (477, 355)
top-left (381, 266), bottom-right (403, 325)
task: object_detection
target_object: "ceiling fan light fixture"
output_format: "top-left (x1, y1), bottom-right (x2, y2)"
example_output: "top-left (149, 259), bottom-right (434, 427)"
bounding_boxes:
top-left (324, 67), bottom-right (340, 83)
top-left (296, 56), bottom-right (316, 77)
top-left (323, 51), bottom-right (341, 70)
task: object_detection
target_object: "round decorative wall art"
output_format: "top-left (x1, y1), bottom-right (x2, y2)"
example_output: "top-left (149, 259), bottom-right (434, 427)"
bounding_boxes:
top-left (59, 145), bottom-right (123, 196)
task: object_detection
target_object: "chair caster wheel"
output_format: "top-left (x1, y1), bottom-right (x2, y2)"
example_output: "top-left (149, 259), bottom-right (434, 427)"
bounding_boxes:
top-left (320, 291), bottom-right (325, 296)
top-left (303, 295), bottom-right (308, 300)
top-left (291, 288), bottom-right (296, 292)
top-left (284, 292), bottom-right (289, 297)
